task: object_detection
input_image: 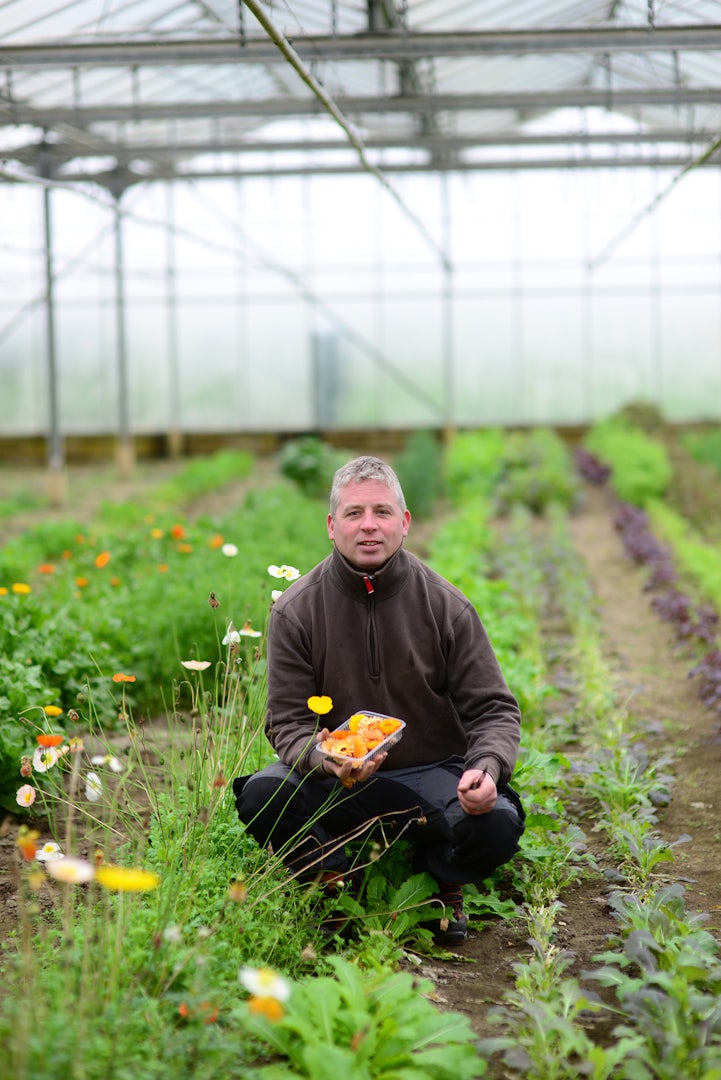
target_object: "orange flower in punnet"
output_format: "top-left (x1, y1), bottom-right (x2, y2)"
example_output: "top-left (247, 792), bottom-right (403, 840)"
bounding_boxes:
top-left (307, 695), bottom-right (333, 715)
top-left (112, 673), bottom-right (136, 683)
top-left (94, 551), bottom-right (111, 568)
top-left (43, 705), bottom-right (63, 718)
top-left (94, 865), bottom-right (160, 892)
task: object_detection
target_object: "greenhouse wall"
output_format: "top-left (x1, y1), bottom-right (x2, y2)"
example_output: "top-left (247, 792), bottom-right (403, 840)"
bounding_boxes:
top-left (1, 163), bottom-right (720, 440)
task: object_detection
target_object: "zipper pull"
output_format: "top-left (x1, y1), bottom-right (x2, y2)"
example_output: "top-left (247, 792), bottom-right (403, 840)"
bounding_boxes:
top-left (362, 575), bottom-right (375, 594)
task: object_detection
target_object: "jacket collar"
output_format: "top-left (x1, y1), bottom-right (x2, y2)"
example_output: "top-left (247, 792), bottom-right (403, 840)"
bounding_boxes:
top-left (330, 544), bottom-right (411, 598)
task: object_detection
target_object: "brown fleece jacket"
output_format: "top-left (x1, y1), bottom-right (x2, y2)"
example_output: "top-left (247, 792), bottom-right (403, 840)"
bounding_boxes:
top-left (265, 545), bottom-right (521, 782)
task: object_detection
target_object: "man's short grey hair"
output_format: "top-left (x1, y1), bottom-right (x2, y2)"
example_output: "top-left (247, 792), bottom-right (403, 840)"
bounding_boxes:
top-left (329, 456), bottom-right (406, 517)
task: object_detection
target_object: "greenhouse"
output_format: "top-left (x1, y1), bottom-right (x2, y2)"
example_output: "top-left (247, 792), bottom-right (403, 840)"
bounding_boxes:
top-left (2, 4), bottom-right (721, 1080)
top-left (2, 0), bottom-right (721, 468)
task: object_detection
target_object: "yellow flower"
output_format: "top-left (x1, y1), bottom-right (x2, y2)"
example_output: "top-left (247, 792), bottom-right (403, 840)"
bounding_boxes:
top-left (94, 865), bottom-right (160, 892)
top-left (12, 583), bottom-right (32, 594)
top-left (43, 705), bottom-right (63, 717)
top-left (307, 695), bottom-right (333, 715)
top-left (150, 527), bottom-right (164, 539)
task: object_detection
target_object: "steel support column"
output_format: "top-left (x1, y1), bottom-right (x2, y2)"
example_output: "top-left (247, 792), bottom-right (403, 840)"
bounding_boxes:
top-left (42, 183), bottom-right (65, 504)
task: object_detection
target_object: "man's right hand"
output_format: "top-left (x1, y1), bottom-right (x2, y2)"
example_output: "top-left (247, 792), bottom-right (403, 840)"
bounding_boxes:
top-left (314, 729), bottom-right (387, 786)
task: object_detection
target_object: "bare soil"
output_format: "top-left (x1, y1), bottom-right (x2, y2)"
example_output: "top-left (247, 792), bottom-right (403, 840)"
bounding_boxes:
top-left (1, 465), bottom-right (720, 1067)
top-left (420, 482), bottom-right (721, 1064)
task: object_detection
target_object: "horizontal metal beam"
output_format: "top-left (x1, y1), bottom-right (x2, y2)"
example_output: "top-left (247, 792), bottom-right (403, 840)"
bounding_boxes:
top-left (3, 25), bottom-right (721, 68)
top-left (9, 128), bottom-right (719, 167)
top-left (45, 152), bottom-right (721, 186)
top-left (4, 86), bottom-right (721, 128)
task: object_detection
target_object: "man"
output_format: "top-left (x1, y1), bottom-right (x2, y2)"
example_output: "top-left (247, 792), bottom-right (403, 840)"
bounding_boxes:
top-left (233, 455), bottom-right (524, 945)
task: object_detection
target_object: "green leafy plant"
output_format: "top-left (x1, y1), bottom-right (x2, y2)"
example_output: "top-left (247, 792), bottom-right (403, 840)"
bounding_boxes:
top-left (394, 429), bottom-right (444, 519)
top-left (278, 436), bottom-right (346, 498)
top-left (237, 954), bottom-right (486, 1079)
top-left (584, 420), bottom-right (672, 506)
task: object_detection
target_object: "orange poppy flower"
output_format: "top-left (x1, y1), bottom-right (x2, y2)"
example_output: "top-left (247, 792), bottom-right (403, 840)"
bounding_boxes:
top-left (95, 551), bottom-right (111, 568)
top-left (36, 734), bottom-right (64, 748)
top-left (38, 564), bottom-right (56, 575)
top-left (170, 524), bottom-right (186, 540)
top-left (112, 673), bottom-right (136, 683)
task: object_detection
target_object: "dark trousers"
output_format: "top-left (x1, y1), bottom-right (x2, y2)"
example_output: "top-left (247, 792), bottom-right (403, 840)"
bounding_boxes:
top-left (233, 755), bottom-right (525, 886)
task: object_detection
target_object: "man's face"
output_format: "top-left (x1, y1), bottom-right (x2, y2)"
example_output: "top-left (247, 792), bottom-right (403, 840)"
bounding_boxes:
top-left (327, 479), bottom-right (411, 571)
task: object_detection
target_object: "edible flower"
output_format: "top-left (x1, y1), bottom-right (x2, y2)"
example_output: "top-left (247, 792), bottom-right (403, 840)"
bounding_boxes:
top-left (267, 564), bottom-right (300, 581)
top-left (16, 785), bottom-right (37, 808)
top-left (307, 695), bottom-right (333, 715)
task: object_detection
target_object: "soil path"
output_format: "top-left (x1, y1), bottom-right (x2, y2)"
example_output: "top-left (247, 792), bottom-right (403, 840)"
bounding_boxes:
top-left (428, 482), bottom-right (721, 1063)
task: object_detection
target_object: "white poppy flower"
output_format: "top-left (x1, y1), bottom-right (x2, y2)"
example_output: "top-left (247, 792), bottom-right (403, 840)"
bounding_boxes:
top-left (85, 772), bottom-right (103, 802)
top-left (90, 754), bottom-right (124, 773)
top-left (45, 856), bottom-right (95, 884)
top-left (36, 841), bottom-right (64, 863)
top-left (239, 966), bottom-right (291, 1002)
top-left (32, 746), bottom-right (60, 773)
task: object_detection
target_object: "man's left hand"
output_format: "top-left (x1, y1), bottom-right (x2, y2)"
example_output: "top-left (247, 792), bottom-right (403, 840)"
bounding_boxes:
top-left (457, 768), bottom-right (497, 815)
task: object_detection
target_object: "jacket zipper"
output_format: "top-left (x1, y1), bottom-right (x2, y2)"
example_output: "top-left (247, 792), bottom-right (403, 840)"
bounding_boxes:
top-left (363, 575), bottom-right (380, 678)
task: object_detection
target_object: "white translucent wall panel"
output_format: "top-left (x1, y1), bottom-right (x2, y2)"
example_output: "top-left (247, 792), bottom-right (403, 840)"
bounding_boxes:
top-left (2, 161), bottom-right (721, 436)
top-left (659, 294), bottom-right (721, 420)
top-left (0, 314), bottom-right (46, 433)
top-left (452, 296), bottom-right (518, 425)
top-left (520, 297), bottom-right (586, 424)
top-left (55, 305), bottom-right (116, 431)
top-left (127, 305), bottom-right (170, 430)
top-left (590, 293), bottom-right (656, 417)
top-left (447, 173), bottom-right (517, 262)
